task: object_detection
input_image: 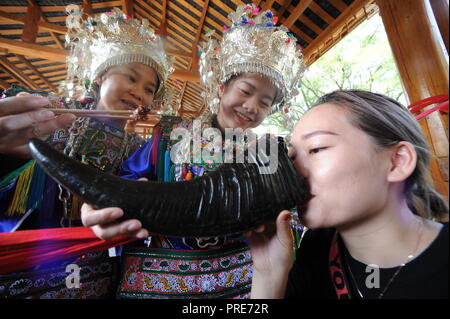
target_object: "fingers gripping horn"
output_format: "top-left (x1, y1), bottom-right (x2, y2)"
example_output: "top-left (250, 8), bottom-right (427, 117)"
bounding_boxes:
top-left (28, 136), bottom-right (310, 237)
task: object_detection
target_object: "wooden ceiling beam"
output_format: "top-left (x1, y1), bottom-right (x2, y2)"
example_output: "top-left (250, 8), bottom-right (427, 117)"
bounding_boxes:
top-left (91, 1), bottom-right (122, 10)
top-left (0, 64), bottom-right (26, 88)
top-left (0, 56), bottom-right (39, 90)
top-left (283, 0), bottom-right (313, 28)
top-left (309, 1), bottom-right (335, 25)
top-left (0, 1), bottom-right (121, 13)
top-left (298, 14), bottom-right (324, 35)
top-left (0, 36), bottom-right (191, 61)
top-left (121, 0), bottom-right (134, 18)
top-left (303, 0), bottom-right (375, 65)
top-left (22, 0), bottom-right (41, 43)
top-left (16, 55), bottom-right (57, 91)
top-left (211, 0), bottom-right (240, 16)
top-left (0, 37), bottom-right (67, 62)
top-left (277, 0), bottom-right (292, 18)
top-left (179, 0), bottom-right (210, 116)
top-left (193, 0), bottom-right (210, 45)
top-left (290, 24), bottom-right (315, 43)
top-left (39, 16), bottom-right (65, 49)
top-left (0, 33), bottom-right (60, 45)
top-left (0, 10), bottom-right (66, 34)
top-left (158, 0), bottom-right (168, 36)
top-left (177, 0), bottom-right (202, 17)
top-left (0, 38), bottom-right (199, 83)
top-left (0, 77), bottom-right (10, 89)
top-left (327, 0), bottom-right (349, 13)
top-left (262, 0), bottom-right (276, 11)
top-left (20, 1), bottom-right (58, 91)
top-left (6, 57), bottom-right (64, 69)
top-left (82, 0), bottom-right (94, 15)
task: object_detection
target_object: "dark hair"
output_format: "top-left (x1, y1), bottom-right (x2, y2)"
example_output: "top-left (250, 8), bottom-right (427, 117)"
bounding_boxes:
top-left (313, 89), bottom-right (448, 220)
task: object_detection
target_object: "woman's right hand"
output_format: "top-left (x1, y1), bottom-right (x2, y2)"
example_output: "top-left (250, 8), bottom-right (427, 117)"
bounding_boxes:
top-left (80, 177), bottom-right (150, 240)
top-left (0, 94), bottom-right (76, 157)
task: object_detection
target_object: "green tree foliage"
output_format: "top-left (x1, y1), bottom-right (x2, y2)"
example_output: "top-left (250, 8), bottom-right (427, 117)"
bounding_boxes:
top-left (260, 14), bottom-right (406, 137)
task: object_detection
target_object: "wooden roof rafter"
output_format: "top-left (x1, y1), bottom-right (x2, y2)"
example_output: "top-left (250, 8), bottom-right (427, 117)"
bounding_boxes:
top-left (283, 0), bottom-right (313, 28)
top-left (157, 0), bottom-right (168, 36)
top-left (18, 0), bottom-right (56, 92)
top-left (303, 0), bottom-right (378, 65)
top-left (0, 62), bottom-right (24, 89)
top-left (16, 55), bottom-right (56, 91)
top-left (308, 1), bottom-right (335, 25)
top-left (0, 55), bottom-right (39, 90)
top-left (178, 0), bottom-right (210, 118)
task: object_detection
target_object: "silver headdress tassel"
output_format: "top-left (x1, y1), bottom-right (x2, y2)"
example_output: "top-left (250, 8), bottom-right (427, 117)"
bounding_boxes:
top-left (199, 3), bottom-right (305, 116)
top-left (159, 86), bottom-right (181, 116)
top-left (61, 8), bottom-right (174, 100)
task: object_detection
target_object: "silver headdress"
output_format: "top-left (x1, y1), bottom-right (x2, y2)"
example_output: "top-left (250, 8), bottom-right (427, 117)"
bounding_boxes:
top-left (61, 8), bottom-right (174, 100)
top-left (199, 4), bottom-right (305, 115)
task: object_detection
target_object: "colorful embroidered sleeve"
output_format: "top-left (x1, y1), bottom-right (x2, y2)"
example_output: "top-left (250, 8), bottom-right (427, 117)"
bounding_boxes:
top-left (120, 116), bottom-right (182, 181)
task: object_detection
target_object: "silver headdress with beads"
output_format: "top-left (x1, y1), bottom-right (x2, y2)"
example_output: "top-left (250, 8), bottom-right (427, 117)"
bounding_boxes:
top-left (61, 8), bottom-right (174, 101)
top-left (199, 3), bottom-right (305, 116)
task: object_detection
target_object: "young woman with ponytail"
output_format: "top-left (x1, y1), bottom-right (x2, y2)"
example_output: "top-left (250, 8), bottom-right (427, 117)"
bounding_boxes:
top-left (247, 90), bottom-right (448, 299)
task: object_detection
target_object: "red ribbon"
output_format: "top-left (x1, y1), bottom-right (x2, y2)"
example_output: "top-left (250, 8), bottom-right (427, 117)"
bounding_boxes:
top-left (408, 94), bottom-right (449, 120)
top-left (0, 227), bottom-right (138, 274)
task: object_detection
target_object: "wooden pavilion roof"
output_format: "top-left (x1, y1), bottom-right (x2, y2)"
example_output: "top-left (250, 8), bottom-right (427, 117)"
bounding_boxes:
top-left (0, 0), bottom-right (378, 132)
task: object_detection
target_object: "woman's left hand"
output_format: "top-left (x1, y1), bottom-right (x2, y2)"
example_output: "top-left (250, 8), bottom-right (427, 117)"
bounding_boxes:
top-left (245, 210), bottom-right (294, 298)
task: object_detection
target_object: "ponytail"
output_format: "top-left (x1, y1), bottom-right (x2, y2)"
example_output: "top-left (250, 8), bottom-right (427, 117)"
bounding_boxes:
top-left (408, 167), bottom-right (448, 220)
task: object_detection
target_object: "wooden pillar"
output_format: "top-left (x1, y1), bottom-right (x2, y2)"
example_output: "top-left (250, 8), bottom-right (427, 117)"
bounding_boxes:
top-left (429, 0), bottom-right (449, 54)
top-left (376, 0), bottom-right (449, 201)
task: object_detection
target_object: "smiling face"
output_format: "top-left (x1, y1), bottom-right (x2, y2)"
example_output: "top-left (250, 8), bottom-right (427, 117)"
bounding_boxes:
top-left (96, 62), bottom-right (159, 113)
top-left (289, 103), bottom-right (393, 229)
top-left (215, 73), bottom-right (276, 131)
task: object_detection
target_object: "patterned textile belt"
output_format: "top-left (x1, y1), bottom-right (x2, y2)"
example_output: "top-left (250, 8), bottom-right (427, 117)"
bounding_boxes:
top-left (117, 242), bottom-right (253, 299)
top-left (0, 250), bottom-right (119, 299)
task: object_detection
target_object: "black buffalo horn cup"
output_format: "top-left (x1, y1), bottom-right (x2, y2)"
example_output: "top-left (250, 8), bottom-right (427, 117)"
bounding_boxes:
top-left (28, 136), bottom-right (310, 237)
